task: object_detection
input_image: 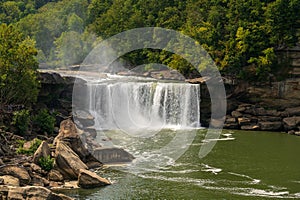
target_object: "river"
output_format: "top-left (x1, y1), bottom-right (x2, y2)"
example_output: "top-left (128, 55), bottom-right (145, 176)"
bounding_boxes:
top-left (63, 129), bottom-right (300, 199)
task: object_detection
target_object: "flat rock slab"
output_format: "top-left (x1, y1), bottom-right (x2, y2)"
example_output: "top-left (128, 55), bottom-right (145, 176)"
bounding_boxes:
top-left (93, 147), bottom-right (135, 164)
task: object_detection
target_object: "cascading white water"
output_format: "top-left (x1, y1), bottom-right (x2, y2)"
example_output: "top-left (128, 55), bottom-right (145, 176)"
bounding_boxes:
top-left (86, 78), bottom-right (201, 132)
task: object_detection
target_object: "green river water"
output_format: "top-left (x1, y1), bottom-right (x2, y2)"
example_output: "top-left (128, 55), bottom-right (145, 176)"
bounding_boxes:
top-left (64, 129), bottom-right (300, 199)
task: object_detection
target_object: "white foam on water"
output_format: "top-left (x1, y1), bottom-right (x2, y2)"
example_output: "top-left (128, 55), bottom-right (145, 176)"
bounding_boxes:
top-left (201, 164), bottom-right (222, 175)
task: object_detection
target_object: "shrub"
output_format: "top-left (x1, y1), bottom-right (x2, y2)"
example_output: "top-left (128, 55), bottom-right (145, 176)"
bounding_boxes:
top-left (32, 109), bottom-right (56, 134)
top-left (38, 155), bottom-right (54, 171)
top-left (11, 109), bottom-right (30, 135)
top-left (16, 138), bottom-right (42, 155)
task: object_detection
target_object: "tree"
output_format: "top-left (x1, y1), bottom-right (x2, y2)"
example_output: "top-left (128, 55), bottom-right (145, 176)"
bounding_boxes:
top-left (0, 24), bottom-right (39, 106)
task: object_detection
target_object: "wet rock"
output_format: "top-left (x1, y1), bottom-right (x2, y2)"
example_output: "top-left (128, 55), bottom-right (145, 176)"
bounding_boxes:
top-left (259, 122), bottom-right (282, 131)
top-left (0, 185), bottom-right (74, 200)
top-left (0, 165), bottom-right (31, 186)
top-left (33, 141), bottom-right (51, 165)
top-left (54, 140), bottom-right (88, 180)
top-left (0, 175), bottom-right (19, 186)
top-left (77, 169), bottom-right (111, 189)
top-left (48, 169), bottom-right (64, 182)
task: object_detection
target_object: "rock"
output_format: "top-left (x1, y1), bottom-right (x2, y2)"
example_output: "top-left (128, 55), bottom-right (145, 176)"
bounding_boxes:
top-left (31, 173), bottom-right (49, 187)
top-left (53, 119), bottom-right (79, 145)
top-left (259, 122), bottom-right (282, 131)
top-left (77, 169), bottom-right (111, 189)
top-left (73, 110), bottom-right (95, 128)
top-left (224, 123), bottom-right (239, 129)
top-left (0, 175), bottom-right (19, 186)
top-left (84, 127), bottom-right (97, 139)
top-left (39, 71), bottom-right (65, 84)
top-left (241, 125), bottom-right (260, 130)
top-left (33, 141), bottom-right (51, 165)
top-left (0, 158), bottom-right (3, 166)
top-left (48, 169), bottom-right (64, 182)
top-left (238, 117), bottom-right (251, 126)
top-left (0, 165), bottom-right (31, 186)
top-left (49, 181), bottom-right (63, 188)
top-left (258, 116), bottom-right (282, 122)
top-left (283, 117), bottom-right (300, 130)
top-left (231, 111), bottom-right (242, 118)
top-left (54, 140), bottom-right (88, 180)
top-left (0, 185), bottom-right (74, 200)
top-left (30, 163), bottom-right (42, 174)
top-left (54, 119), bottom-right (103, 169)
top-left (285, 107), bottom-right (300, 116)
top-left (63, 181), bottom-right (79, 189)
top-left (93, 147), bottom-right (135, 164)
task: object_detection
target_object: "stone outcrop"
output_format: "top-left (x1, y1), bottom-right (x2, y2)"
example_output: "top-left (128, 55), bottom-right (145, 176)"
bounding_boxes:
top-left (77, 169), bottom-right (111, 189)
top-left (224, 104), bottom-right (300, 133)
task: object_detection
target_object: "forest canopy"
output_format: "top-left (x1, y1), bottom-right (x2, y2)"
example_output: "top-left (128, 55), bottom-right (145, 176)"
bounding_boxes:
top-left (0, 0), bottom-right (299, 80)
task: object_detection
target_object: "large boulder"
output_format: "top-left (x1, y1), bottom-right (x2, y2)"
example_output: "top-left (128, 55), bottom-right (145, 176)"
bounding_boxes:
top-left (93, 147), bottom-right (135, 164)
top-left (77, 169), bottom-right (111, 189)
top-left (33, 141), bottom-right (51, 165)
top-left (54, 140), bottom-right (88, 180)
top-left (0, 185), bottom-right (73, 200)
top-left (0, 165), bottom-right (31, 186)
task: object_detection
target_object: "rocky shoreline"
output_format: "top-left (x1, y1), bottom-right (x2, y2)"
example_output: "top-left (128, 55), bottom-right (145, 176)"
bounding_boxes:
top-left (0, 119), bottom-right (112, 200)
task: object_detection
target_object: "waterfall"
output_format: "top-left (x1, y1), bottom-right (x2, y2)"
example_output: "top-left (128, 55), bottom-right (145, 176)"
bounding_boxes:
top-left (85, 78), bottom-right (201, 132)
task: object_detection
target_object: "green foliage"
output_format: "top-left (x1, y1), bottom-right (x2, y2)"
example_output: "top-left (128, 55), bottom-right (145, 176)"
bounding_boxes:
top-left (2, 0), bottom-right (300, 80)
top-left (32, 109), bottom-right (55, 134)
top-left (11, 109), bottom-right (30, 135)
top-left (16, 138), bottom-right (42, 155)
top-left (38, 155), bottom-right (54, 171)
top-left (0, 24), bottom-right (39, 106)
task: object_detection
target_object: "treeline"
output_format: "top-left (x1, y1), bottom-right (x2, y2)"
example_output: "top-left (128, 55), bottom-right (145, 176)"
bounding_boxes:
top-left (1, 0), bottom-right (300, 79)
